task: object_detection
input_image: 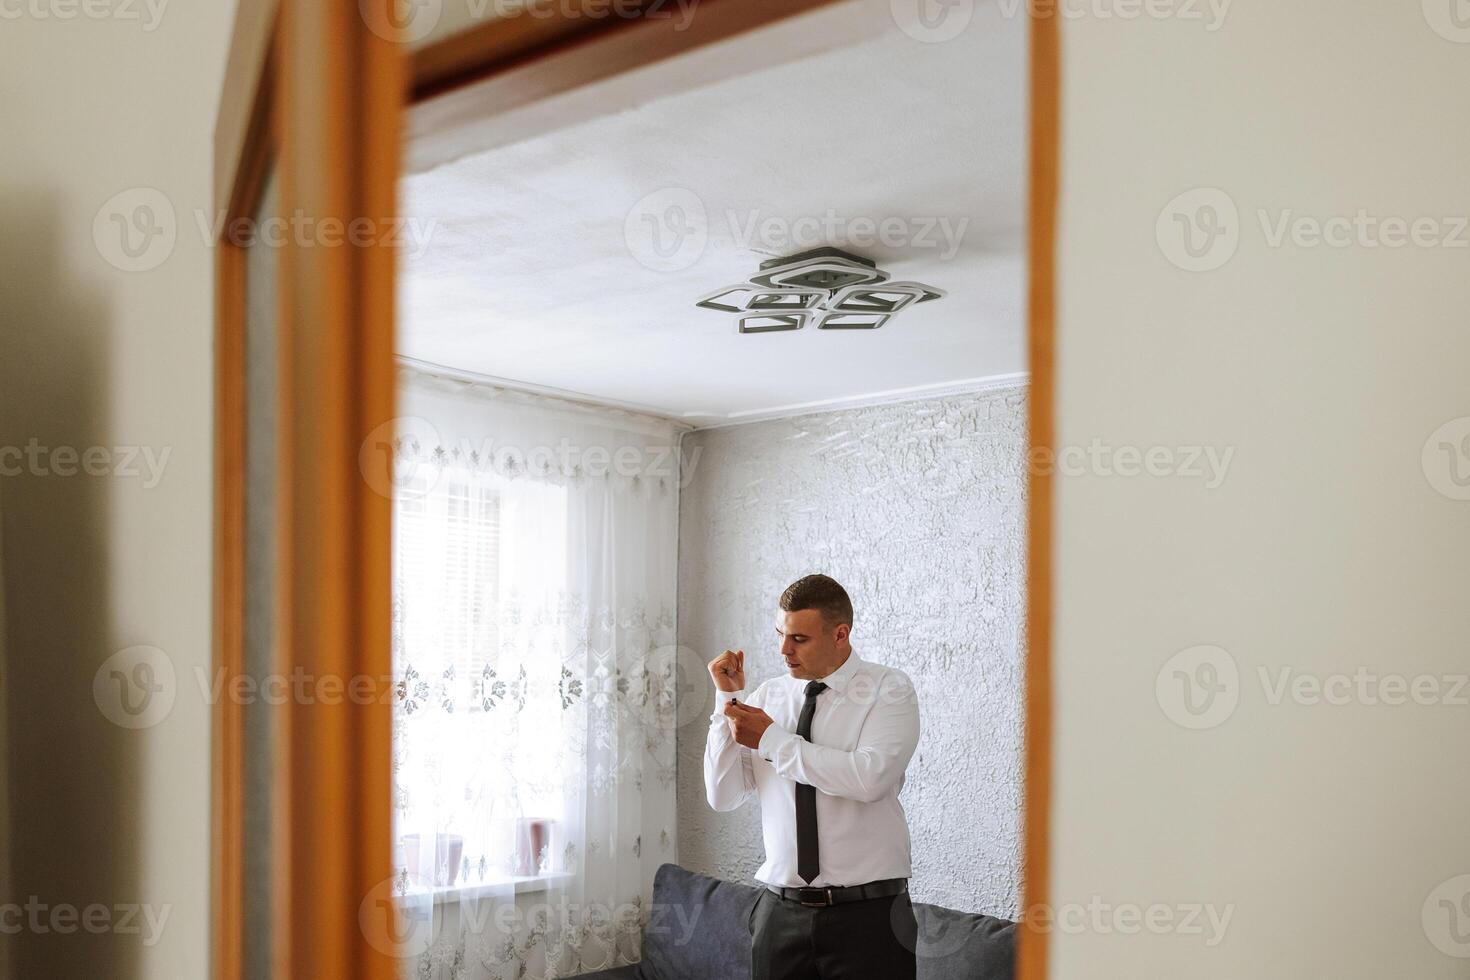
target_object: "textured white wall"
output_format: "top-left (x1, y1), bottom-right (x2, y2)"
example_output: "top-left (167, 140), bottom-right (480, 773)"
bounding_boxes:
top-left (675, 386), bottom-right (1026, 917)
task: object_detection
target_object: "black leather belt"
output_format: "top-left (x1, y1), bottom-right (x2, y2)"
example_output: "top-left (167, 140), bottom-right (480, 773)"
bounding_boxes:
top-left (767, 878), bottom-right (908, 908)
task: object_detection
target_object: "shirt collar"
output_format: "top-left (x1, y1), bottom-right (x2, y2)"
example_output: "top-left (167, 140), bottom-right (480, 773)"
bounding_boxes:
top-left (813, 650), bottom-right (861, 694)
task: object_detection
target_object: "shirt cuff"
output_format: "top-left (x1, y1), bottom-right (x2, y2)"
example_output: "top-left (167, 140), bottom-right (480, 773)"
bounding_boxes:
top-left (757, 724), bottom-right (797, 761)
top-left (711, 688), bottom-right (745, 721)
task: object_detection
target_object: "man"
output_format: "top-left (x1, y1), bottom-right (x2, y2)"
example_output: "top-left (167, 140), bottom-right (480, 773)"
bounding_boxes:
top-left (704, 574), bottom-right (922, 980)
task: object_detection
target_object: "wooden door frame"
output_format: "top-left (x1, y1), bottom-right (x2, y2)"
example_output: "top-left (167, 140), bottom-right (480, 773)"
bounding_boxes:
top-left (212, 4), bottom-right (277, 978)
top-left (214, 2), bottom-right (1057, 978)
top-left (213, 2), bottom-right (401, 980)
top-left (1024, 10), bottom-right (1058, 980)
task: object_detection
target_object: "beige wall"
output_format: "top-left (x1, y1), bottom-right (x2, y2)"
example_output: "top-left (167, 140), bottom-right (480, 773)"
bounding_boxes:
top-left (1050, 1), bottom-right (1470, 976)
top-left (5, 2), bottom-right (1468, 978)
top-left (0, 4), bottom-right (236, 977)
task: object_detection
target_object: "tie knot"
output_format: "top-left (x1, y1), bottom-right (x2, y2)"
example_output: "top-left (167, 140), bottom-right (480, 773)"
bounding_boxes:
top-left (804, 681), bottom-right (828, 699)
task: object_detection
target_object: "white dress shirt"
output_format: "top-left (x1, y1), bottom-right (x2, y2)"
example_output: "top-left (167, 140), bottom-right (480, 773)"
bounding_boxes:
top-left (703, 650), bottom-right (921, 889)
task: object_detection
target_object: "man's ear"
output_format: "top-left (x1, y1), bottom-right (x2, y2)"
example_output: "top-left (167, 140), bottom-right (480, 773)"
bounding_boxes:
top-left (834, 622), bottom-right (850, 644)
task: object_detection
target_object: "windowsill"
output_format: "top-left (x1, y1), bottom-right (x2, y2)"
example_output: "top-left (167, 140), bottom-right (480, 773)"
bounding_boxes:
top-left (397, 871), bottom-right (575, 906)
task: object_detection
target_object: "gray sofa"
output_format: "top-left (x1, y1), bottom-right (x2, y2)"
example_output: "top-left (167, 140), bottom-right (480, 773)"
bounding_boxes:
top-left (580, 864), bottom-right (1016, 980)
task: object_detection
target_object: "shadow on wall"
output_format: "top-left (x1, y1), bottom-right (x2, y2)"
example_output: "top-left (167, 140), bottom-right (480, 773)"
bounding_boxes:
top-left (0, 191), bottom-right (143, 980)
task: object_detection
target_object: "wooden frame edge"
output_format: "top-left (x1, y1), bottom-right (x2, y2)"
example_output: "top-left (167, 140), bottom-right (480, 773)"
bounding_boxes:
top-left (1020, 7), bottom-right (1059, 980)
top-left (212, 235), bottom-right (245, 980)
top-left (215, 1), bottom-right (401, 976)
top-left (409, 0), bottom-right (852, 104)
top-left (211, 114), bottom-right (270, 980)
top-left (216, 0), bottom-right (282, 217)
top-left (213, 12), bottom-right (280, 980)
top-left (277, 1), bottom-right (401, 976)
top-left (411, 0), bottom-right (662, 101)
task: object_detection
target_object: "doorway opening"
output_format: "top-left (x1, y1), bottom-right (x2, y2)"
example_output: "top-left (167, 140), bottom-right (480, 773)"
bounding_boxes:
top-left (387, 4), bottom-right (1033, 977)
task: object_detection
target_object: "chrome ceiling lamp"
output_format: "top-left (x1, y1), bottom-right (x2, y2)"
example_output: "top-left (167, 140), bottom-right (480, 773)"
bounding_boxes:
top-left (696, 247), bottom-right (946, 333)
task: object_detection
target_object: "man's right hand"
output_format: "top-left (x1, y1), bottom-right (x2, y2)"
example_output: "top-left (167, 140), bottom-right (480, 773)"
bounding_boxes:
top-left (708, 649), bottom-right (745, 693)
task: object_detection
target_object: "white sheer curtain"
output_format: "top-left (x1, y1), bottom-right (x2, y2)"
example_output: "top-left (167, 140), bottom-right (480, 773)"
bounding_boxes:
top-left (390, 366), bottom-right (684, 980)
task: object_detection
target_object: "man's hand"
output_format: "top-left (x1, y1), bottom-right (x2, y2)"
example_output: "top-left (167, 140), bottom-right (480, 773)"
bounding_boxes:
top-left (724, 701), bottom-right (775, 749)
top-left (708, 649), bottom-right (745, 693)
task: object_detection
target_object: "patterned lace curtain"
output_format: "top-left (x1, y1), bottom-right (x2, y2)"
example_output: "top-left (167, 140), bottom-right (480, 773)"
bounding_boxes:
top-left (390, 367), bottom-right (683, 979)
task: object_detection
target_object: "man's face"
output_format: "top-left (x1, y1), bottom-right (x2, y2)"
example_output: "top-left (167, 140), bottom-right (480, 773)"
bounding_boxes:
top-left (775, 608), bottom-right (849, 680)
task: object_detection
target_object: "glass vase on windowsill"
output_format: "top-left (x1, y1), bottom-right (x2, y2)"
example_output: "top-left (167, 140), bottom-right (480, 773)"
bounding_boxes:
top-left (512, 817), bottom-right (553, 878)
top-left (392, 822), bottom-right (568, 907)
top-left (399, 832), bottom-right (465, 889)
top-left (392, 816), bottom-right (557, 883)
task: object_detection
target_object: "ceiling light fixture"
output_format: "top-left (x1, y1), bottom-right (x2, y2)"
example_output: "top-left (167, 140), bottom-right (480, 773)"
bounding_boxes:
top-left (696, 247), bottom-right (946, 333)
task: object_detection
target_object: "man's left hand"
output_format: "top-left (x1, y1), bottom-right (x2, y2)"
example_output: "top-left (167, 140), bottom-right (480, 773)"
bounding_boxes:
top-left (724, 701), bottom-right (775, 749)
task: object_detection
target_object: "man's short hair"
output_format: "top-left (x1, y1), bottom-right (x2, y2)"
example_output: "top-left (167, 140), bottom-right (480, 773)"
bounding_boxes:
top-left (779, 574), bottom-right (854, 628)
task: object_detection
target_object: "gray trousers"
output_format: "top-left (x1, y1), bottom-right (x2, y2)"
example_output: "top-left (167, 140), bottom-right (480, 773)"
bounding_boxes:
top-left (748, 888), bottom-right (919, 980)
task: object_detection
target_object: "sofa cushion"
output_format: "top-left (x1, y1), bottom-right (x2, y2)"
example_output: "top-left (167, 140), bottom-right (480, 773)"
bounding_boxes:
top-left (912, 901), bottom-right (1017, 980)
top-left (639, 864), bottom-right (761, 980)
top-left (633, 865), bottom-right (1015, 980)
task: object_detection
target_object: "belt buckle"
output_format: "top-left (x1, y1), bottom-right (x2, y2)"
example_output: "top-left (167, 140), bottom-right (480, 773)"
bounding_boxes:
top-left (797, 887), bottom-right (833, 908)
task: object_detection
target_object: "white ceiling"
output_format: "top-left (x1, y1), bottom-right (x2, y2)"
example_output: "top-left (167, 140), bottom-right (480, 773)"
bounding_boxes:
top-left (399, 3), bottom-right (1027, 425)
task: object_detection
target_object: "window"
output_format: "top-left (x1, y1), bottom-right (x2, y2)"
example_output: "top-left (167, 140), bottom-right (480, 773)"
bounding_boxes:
top-left (396, 476), bottom-right (501, 700)
top-left (391, 468), bottom-right (569, 892)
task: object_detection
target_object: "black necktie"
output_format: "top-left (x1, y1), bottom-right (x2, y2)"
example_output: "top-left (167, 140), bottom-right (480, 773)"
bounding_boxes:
top-left (795, 680), bottom-right (828, 884)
